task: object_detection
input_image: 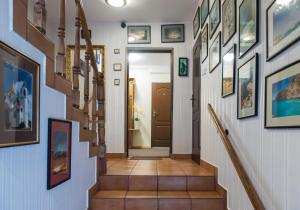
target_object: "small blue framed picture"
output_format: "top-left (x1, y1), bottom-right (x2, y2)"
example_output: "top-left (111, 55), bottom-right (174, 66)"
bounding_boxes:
top-left (179, 57), bottom-right (188, 77)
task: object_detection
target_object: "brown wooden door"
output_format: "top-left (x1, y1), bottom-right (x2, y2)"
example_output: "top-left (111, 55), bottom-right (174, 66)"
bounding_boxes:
top-left (192, 35), bottom-right (201, 164)
top-left (151, 83), bottom-right (171, 147)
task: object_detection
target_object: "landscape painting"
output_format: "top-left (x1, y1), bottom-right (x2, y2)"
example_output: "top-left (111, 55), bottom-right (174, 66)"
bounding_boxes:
top-left (128, 26), bottom-right (151, 44)
top-left (239, 0), bottom-right (258, 57)
top-left (222, 45), bottom-right (236, 97)
top-left (201, 0), bottom-right (209, 28)
top-left (161, 24), bottom-right (185, 43)
top-left (222, 0), bottom-right (236, 46)
top-left (267, 0), bottom-right (300, 60)
top-left (209, 0), bottom-right (221, 39)
top-left (48, 119), bottom-right (72, 190)
top-left (237, 54), bottom-right (258, 119)
top-left (201, 24), bottom-right (208, 62)
top-left (194, 7), bottom-right (200, 38)
top-left (209, 33), bottom-right (221, 73)
top-left (265, 60), bottom-right (300, 128)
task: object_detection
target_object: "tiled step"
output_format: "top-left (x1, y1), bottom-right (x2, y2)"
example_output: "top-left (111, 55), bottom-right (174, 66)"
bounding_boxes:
top-left (91, 190), bottom-right (225, 210)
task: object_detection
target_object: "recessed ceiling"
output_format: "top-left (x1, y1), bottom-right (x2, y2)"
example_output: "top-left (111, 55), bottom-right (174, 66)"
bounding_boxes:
top-left (46, 0), bottom-right (197, 24)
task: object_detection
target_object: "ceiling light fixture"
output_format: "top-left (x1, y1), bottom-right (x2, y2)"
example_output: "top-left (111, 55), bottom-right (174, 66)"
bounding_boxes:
top-left (105, 0), bottom-right (127, 7)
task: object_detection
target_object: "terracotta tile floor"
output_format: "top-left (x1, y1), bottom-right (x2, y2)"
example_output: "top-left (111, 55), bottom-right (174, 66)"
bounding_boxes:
top-left (106, 158), bottom-right (215, 176)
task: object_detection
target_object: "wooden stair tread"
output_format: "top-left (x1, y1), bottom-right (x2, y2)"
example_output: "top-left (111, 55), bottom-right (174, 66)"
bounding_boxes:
top-left (80, 127), bottom-right (97, 142)
top-left (94, 190), bottom-right (127, 199)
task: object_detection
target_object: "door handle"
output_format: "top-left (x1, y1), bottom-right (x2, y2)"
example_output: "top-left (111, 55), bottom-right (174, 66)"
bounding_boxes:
top-left (153, 111), bottom-right (158, 118)
top-left (190, 95), bottom-right (195, 101)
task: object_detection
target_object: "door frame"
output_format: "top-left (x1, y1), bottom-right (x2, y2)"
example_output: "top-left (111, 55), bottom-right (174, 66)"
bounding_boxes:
top-left (125, 47), bottom-right (174, 157)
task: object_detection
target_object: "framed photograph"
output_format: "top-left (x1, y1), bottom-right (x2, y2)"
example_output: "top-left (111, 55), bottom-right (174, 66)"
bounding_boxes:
top-left (128, 25), bottom-right (151, 44)
top-left (209, 32), bottom-right (221, 73)
top-left (237, 54), bottom-right (258, 119)
top-left (0, 42), bottom-right (40, 148)
top-left (201, 0), bottom-right (209, 28)
top-left (265, 60), bottom-right (300, 128)
top-left (161, 24), bottom-right (185, 43)
top-left (209, 0), bottom-right (221, 39)
top-left (114, 79), bottom-right (120, 86)
top-left (193, 7), bottom-right (200, 38)
top-left (222, 0), bottom-right (236, 46)
top-left (222, 45), bottom-right (236, 97)
top-left (266, 0), bottom-right (300, 61)
top-left (239, 0), bottom-right (258, 58)
top-left (47, 119), bottom-right (72, 190)
top-left (113, 63), bottom-right (122, 71)
top-left (201, 24), bottom-right (209, 63)
top-left (114, 49), bottom-right (120, 54)
top-left (179, 58), bottom-right (189, 77)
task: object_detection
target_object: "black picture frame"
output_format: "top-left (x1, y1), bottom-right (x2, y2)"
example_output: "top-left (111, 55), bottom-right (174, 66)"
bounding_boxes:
top-left (238, 0), bottom-right (259, 58)
top-left (161, 24), bottom-right (185, 43)
top-left (222, 0), bottom-right (236, 46)
top-left (222, 44), bottom-right (236, 98)
top-left (47, 118), bottom-right (72, 190)
top-left (179, 57), bottom-right (189, 77)
top-left (237, 54), bottom-right (259, 119)
top-left (127, 25), bottom-right (151, 44)
top-left (201, 0), bottom-right (209, 29)
top-left (209, 0), bottom-right (221, 39)
top-left (201, 24), bottom-right (209, 63)
top-left (193, 7), bottom-right (200, 39)
top-left (266, 0), bottom-right (300, 61)
top-left (265, 60), bottom-right (300, 128)
top-left (209, 32), bottom-right (221, 73)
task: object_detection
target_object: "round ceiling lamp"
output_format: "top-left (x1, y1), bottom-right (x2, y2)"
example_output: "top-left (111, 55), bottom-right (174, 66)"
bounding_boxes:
top-left (105, 0), bottom-right (127, 7)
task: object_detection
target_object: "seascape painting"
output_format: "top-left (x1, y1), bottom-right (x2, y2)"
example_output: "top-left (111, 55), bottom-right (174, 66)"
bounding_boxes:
top-left (161, 24), bottom-right (185, 43)
top-left (267, 0), bottom-right (300, 60)
top-left (222, 45), bottom-right (236, 97)
top-left (53, 131), bottom-right (68, 175)
top-left (128, 26), bottom-right (151, 44)
top-left (201, 0), bottom-right (209, 28)
top-left (222, 0), bottom-right (236, 45)
top-left (239, 0), bottom-right (257, 57)
top-left (209, 0), bottom-right (220, 38)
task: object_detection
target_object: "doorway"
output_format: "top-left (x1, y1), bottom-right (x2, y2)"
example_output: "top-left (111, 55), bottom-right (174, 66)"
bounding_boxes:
top-left (125, 48), bottom-right (174, 158)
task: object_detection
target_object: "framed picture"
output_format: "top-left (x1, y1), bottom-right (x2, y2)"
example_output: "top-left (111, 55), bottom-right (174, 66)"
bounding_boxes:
top-left (114, 49), bottom-right (120, 54)
top-left (265, 60), bottom-right (300, 128)
top-left (201, 24), bottom-right (209, 63)
top-left (209, 0), bottom-right (221, 39)
top-left (266, 0), bottom-right (300, 61)
top-left (113, 63), bottom-right (122, 71)
top-left (128, 25), bottom-right (151, 44)
top-left (209, 32), bottom-right (221, 73)
top-left (200, 0), bottom-right (209, 28)
top-left (179, 58), bottom-right (189, 77)
top-left (222, 0), bottom-right (236, 46)
top-left (239, 0), bottom-right (258, 58)
top-left (161, 24), bottom-right (185, 43)
top-left (114, 79), bottom-right (120, 86)
top-left (193, 7), bottom-right (200, 38)
top-left (237, 54), bottom-right (258, 119)
top-left (222, 45), bottom-right (236, 97)
top-left (47, 119), bottom-right (72, 190)
top-left (0, 42), bottom-right (40, 148)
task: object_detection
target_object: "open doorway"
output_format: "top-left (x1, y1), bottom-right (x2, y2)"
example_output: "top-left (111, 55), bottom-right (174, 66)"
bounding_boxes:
top-left (125, 48), bottom-right (174, 158)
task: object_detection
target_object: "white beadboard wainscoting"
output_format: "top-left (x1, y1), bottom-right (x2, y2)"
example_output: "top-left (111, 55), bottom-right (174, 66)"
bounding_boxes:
top-left (195, 0), bottom-right (300, 209)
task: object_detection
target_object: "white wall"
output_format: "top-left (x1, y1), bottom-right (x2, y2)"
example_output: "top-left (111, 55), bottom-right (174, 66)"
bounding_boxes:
top-left (129, 59), bottom-right (171, 147)
top-left (194, 0), bottom-right (300, 210)
top-left (62, 21), bottom-right (193, 154)
top-left (0, 1), bottom-right (96, 210)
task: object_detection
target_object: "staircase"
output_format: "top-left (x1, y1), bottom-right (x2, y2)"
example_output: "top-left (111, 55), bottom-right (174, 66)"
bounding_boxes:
top-left (91, 158), bottom-right (227, 210)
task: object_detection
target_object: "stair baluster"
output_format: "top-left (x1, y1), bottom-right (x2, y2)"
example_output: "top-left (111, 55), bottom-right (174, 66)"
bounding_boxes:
top-left (83, 49), bottom-right (90, 129)
top-left (56, 0), bottom-right (66, 77)
top-left (33, 0), bottom-right (47, 34)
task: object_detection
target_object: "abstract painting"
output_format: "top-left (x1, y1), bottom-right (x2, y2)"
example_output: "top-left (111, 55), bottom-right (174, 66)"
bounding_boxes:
top-left (209, 0), bottom-right (221, 39)
top-left (201, 0), bottom-right (209, 28)
top-left (194, 7), bottom-right (200, 38)
top-left (237, 54), bottom-right (258, 119)
top-left (179, 57), bottom-right (189, 76)
top-left (161, 24), bottom-right (185, 43)
top-left (128, 26), bottom-right (151, 44)
top-left (267, 0), bottom-right (300, 60)
top-left (222, 45), bottom-right (236, 97)
top-left (239, 0), bottom-right (258, 58)
top-left (209, 32), bottom-right (221, 73)
top-left (0, 42), bottom-right (40, 148)
top-left (48, 119), bottom-right (72, 189)
top-left (265, 60), bottom-right (300, 128)
top-left (201, 24), bottom-right (208, 63)
top-left (222, 0), bottom-right (236, 46)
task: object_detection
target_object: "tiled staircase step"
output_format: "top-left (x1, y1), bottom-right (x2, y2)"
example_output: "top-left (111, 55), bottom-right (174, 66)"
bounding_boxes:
top-left (158, 191), bottom-right (190, 210)
top-left (187, 176), bottom-right (216, 191)
top-left (99, 175), bottom-right (129, 190)
top-left (158, 176), bottom-right (187, 191)
top-left (92, 191), bottom-right (126, 210)
top-left (126, 191), bottom-right (158, 210)
top-left (129, 175), bottom-right (158, 191)
top-left (189, 191), bottom-right (225, 210)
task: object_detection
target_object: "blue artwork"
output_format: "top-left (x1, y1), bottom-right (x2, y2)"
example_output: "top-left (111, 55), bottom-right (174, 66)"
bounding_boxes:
top-left (4, 63), bottom-right (33, 130)
top-left (53, 131), bottom-right (68, 174)
top-left (272, 73), bottom-right (300, 118)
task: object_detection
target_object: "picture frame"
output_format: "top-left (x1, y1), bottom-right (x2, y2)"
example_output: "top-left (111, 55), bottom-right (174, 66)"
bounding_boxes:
top-left (114, 49), bottom-right (120, 54)
top-left (209, 32), bottom-right (221, 73)
top-left (47, 119), bottom-right (72, 190)
top-left (201, 24), bottom-right (209, 63)
top-left (265, 60), bottom-right (300, 128)
top-left (113, 63), bottom-right (122, 71)
top-left (193, 7), bottom-right (200, 38)
top-left (222, 0), bottom-right (236, 46)
top-left (179, 57), bottom-right (189, 77)
top-left (237, 54), bottom-right (259, 119)
top-left (200, 0), bottom-right (209, 29)
top-left (0, 41), bottom-right (40, 148)
top-left (222, 45), bottom-right (236, 97)
top-left (128, 25), bottom-right (151, 44)
top-left (266, 0), bottom-right (300, 61)
top-left (161, 24), bottom-right (185, 43)
top-left (209, 0), bottom-right (221, 39)
top-left (114, 79), bottom-right (120, 86)
top-left (239, 0), bottom-right (259, 58)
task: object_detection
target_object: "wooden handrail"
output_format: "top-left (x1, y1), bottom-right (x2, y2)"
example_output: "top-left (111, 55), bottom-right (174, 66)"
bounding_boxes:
top-left (208, 104), bottom-right (265, 210)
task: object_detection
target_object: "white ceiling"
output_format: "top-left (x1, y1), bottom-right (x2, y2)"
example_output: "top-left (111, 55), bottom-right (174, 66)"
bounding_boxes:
top-left (46, 0), bottom-right (197, 24)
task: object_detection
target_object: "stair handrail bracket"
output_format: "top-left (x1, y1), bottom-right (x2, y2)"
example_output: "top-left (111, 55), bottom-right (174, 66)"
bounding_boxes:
top-left (207, 104), bottom-right (265, 210)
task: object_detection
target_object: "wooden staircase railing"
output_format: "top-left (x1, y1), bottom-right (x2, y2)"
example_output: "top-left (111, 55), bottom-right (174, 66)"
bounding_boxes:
top-left (208, 104), bottom-right (265, 210)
